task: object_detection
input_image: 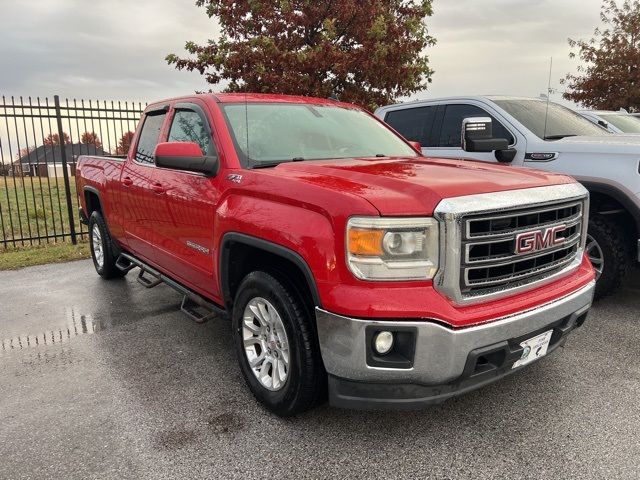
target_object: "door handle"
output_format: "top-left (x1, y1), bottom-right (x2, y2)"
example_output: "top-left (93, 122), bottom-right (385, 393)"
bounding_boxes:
top-left (151, 183), bottom-right (165, 194)
top-left (122, 177), bottom-right (133, 187)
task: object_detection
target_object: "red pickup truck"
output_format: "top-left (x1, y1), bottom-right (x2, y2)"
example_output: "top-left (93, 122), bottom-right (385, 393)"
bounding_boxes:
top-left (76, 93), bottom-right (595, 415)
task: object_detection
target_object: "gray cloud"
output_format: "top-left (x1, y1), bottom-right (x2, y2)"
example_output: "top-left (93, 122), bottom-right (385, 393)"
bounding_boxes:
top-left (0, 0), bottom-right (603, 106)
top-left (0, 0), bottom-right (219, 101)
top-left (422, 0), bottom-right (603, 106)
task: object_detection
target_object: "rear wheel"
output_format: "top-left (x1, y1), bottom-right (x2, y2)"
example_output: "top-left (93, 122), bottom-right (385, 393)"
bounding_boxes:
top-left (232, 271), bottom-right (325, 416)
top-left (89, 211), bottom-right (126, 279)
top-left (587, 216), bottom-right (629, 299)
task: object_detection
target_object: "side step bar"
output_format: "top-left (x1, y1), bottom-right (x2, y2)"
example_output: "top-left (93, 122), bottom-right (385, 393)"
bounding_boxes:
top-left (116, 252), bottom-right (227, 323)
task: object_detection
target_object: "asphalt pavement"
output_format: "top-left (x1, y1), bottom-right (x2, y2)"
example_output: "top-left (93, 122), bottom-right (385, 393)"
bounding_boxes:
top-left (0, 259), bottom-right (639, 479)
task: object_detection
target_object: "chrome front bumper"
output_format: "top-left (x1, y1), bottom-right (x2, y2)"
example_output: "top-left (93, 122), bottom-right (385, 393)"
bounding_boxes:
top-left (316, 281), bottom-right (595, 408)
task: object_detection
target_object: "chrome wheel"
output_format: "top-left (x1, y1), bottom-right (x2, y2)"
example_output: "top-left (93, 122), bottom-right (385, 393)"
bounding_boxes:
top-left (242, 297), bottom-right (290, 391)
top-left (586, 233), bottom-right (604, 280)
top-left (91, 223), bottom-right (104, 268)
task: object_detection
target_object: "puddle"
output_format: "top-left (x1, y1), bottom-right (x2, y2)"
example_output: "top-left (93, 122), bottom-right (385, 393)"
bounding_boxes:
top-left (1, 307), bottom-right (99, 353)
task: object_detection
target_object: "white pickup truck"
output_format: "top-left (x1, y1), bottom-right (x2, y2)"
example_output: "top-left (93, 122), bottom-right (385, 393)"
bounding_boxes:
top-left (376, 96), bottom-right (640, 298)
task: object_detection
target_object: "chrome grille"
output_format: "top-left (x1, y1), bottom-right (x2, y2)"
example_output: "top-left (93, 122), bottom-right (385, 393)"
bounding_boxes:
top-left (461, 201), bottom-right (583, 295)
top-left (433, 183), bottom-right (589, 306)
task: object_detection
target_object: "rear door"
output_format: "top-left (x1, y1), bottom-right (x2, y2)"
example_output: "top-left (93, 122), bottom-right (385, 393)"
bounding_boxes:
top-left (147, 101), bottom-right (221, 298)
top-left (119, 106), bottom-right (169, 261)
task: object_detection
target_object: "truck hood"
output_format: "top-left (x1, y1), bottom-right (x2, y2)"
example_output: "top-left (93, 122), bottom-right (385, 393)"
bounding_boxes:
top-left (272, 156), bottom-right (573, 215)
top-left (550, 134), bottom-right (640, 154)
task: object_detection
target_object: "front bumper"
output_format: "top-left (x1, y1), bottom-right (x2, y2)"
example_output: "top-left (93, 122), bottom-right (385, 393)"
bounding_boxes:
top-left (316, 280), bottom-right (595, 410)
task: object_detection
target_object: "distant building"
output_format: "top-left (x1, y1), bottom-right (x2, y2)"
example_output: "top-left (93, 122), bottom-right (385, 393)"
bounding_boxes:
top-left (16, 143), bottom-right (109, 177)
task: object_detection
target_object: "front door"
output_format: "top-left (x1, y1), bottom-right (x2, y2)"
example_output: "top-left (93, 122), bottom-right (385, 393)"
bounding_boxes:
top-left (147, 102), bottom-right (221, 299)
top-left (427, 103), bottom-right (518, 163)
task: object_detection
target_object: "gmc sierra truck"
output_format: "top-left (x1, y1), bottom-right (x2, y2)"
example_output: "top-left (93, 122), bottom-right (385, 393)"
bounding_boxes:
top-left (376, 96), bottom-right (640, 298)
top-left (76, 94), bottom-right (595, 416)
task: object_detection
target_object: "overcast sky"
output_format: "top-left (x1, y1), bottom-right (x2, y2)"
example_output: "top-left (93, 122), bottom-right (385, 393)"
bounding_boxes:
top-left (0, 0), bottom-right (603, 106)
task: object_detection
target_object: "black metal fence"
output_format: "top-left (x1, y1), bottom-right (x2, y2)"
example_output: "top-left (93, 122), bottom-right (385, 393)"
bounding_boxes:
top-left (0, 95), bottom-right (146, 248)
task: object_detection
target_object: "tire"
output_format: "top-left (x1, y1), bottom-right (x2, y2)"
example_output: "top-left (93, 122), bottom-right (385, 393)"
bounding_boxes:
top-left (89, 211), bottom-right (126, 279)
top-left (586, 216), bottom-right (629, 299)
top-left (232, 271), bottom-right (326, 416)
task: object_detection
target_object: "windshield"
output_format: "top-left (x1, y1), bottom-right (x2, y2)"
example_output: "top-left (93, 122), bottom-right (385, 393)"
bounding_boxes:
top-left (600, 113), bottom-right (640, 133)
top-left (492, 99), bottom-right (610, 140)
top-left (221, 103), bottom-right (418, 167)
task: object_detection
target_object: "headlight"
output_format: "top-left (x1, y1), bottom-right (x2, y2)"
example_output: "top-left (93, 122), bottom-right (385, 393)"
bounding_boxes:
top-left (346, 217), bottom-right (439, 281)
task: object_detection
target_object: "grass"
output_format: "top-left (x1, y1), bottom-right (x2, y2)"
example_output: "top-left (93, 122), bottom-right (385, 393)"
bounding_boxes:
top-left (0, 240), bottom-right (90, 270)
top-left (0, 175), bottom-right (82, 246)
top-left (0, 176), bottom-right (91, 269)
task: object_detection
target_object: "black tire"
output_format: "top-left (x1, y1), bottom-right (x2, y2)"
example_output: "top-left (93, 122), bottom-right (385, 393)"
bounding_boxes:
top-left (232, 271), bottom-right (326, 416)
top-left (587, 216), bottom-right (629, 299)
top-left (88, 211), bottom-right (126, 279)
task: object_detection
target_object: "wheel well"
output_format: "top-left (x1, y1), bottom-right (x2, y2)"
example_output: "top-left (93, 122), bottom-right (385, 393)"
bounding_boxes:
top-left (588, 191), bottom-right (637, 243)
top-left (221, 240), bottom-right (319, 315)
top-left (84, 190), bottom-right (102, 215)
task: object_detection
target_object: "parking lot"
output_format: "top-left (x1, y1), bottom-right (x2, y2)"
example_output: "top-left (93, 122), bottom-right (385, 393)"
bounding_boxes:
top-left (1, 259), bottom-right (638, 479)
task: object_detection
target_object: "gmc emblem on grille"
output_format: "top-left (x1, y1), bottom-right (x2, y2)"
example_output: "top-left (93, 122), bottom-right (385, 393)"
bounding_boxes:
top-left (515, 225), bottom-right (567, 254)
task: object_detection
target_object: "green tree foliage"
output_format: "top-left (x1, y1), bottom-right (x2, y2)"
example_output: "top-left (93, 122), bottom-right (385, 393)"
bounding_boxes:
top-left (167, 0), bottom-right (435, 109)
top-left (562, 0), bottom-right (640, 111)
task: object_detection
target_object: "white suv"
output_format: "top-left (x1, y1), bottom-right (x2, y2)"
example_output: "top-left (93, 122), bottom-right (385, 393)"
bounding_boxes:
top-left (375, 96), bottom-right (640, 298)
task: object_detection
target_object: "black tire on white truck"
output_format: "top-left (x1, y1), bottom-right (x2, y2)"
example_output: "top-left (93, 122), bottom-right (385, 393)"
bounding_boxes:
top-left (587, 216), bottom-right (630, 299)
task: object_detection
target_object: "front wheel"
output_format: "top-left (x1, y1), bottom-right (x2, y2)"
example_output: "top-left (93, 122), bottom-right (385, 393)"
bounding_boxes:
top-left (586, 216), bottom-right (629, 299)
top-left (232, 271), bottom-right (325, 416)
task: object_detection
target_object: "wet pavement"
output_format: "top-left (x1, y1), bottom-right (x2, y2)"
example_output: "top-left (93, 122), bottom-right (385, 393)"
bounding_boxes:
top-left (0, 259), bottom-right (639, 479)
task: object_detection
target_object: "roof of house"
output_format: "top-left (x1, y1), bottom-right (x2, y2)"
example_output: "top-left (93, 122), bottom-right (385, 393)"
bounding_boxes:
top-left (18, 143), bottom-right (109, 165)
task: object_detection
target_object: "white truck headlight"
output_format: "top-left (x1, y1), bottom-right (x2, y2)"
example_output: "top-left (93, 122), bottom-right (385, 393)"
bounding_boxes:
top-left (346, 217), bottom-right (439, 281)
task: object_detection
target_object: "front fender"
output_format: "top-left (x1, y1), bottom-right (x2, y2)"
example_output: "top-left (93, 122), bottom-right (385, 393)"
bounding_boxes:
top-left (214, 194), bottom-right (339, 305)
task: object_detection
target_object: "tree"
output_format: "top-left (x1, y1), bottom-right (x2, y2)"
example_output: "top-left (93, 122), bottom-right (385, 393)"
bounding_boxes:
top-left (43, 132), bottom-right (70, 146)
top-left (116, 131), bottom-right (135, 155)
top-left (562, 0), bottom-right (640, 111)
top-left (80, 131), bottom-right (102, 149)
top-left (166, 0), bottom-right (435, 109)
top-left (16, 146), bottom-right (35, 160)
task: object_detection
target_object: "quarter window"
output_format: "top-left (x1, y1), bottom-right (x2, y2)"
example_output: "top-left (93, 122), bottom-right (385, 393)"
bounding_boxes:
top-left (438, 104), bottom-right (514, 148)
top-left (168, 109), bottom-right (215, 155)
top-left (134, 112), bottom-right (166, 164)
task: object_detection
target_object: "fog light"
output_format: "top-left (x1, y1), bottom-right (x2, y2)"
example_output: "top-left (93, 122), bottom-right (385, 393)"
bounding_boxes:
top-left (374, 331), bottom-right (394, 355)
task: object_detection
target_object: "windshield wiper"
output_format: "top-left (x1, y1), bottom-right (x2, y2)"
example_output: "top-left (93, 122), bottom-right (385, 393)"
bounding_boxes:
top-left (251, 158), bottom-right (305, 169)
top-left (544, 134), bottom-right (577, 140)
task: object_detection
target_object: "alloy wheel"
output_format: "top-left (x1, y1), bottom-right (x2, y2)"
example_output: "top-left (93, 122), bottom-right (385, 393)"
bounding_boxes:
top-left (585, 233), bottom-right (604, 280)
top-left (92, 224), bottom-right (104, 268)
top-left (242, 297), bottom-right (290, 391)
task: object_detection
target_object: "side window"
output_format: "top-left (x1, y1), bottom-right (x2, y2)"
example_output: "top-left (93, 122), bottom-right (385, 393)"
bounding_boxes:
top-left (385, 106), bottom-right (437, 147)
top-left (438, 104), bottom-right (514, 148)
top-left (168, 109), bottom-right (215, 156)
top-left (135, 112), bottom-right (166, 164)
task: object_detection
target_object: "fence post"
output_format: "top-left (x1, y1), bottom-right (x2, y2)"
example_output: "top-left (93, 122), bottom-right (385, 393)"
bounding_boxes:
top-left (54, 95), bottom-right (77, 245)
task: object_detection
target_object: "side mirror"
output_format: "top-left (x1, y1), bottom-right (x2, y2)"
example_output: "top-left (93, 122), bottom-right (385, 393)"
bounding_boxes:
top-left (408, 140), bottom-right (422, 153)
top-left (154, 142), bottom-right (218, 176)
top-left (495, 148), bottom-right (517, 163)
top-left (461, 117), bottom-right (509, 153)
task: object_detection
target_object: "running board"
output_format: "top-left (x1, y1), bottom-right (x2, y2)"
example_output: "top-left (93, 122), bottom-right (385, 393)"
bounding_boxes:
top-left (137, 269), bottom-right (162, 288)
top-left (115, 255), bottom-right (136, 273)
top-left (117, 253), bottom-right (227, 322)
top-left (181, 295), bottom-right (218, 324)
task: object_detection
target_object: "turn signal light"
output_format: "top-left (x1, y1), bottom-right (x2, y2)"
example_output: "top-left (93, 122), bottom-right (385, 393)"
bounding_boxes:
top-left (348, 228), bottom-right (384, 256)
